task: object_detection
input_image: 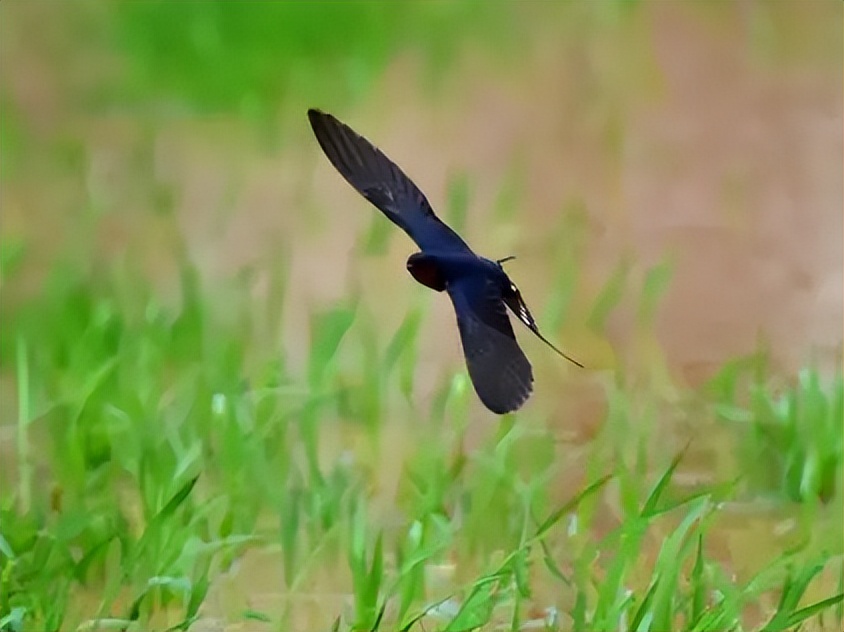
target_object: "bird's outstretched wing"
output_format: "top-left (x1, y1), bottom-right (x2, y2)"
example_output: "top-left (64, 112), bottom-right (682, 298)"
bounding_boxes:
top-left (308, 109), bottom-right (471, 254)
top-left (502, 281), bottom-right (584, 368)
top-left (447, 275), bottom-right (533, 414)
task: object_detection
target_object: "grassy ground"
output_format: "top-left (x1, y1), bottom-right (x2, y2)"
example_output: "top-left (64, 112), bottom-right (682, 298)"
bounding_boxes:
top-left (1, 2), bottom-right (842, 631)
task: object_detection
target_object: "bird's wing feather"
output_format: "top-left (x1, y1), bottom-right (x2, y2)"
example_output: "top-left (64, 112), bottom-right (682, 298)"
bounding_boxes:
top-left (308, 109), bottom-right (471, 254)
top-left (447, 276), bottom-right (533, 414)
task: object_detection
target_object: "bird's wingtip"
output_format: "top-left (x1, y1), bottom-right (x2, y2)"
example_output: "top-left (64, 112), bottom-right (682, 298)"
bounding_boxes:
top-left (307, 108), bottom-right (328, 124)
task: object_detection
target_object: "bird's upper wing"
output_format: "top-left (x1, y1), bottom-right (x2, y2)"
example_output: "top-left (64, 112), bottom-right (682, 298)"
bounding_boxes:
top-left (308, 109), bottom-right (471, 254)
top-left (447, 275), bottom-right (533, 414)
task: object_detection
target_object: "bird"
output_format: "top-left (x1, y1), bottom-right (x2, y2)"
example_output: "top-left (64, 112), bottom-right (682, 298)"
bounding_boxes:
top-left (307, 108), bottom-right (582, 414)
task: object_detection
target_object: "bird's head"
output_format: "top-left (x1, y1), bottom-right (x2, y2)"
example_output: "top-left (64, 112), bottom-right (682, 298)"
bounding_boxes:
top-left (406, 252), bottom-right (447, 292)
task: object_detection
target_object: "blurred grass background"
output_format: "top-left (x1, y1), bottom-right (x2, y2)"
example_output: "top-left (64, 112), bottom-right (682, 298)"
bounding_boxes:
top-left (1, 1), bottom-right (842, 631)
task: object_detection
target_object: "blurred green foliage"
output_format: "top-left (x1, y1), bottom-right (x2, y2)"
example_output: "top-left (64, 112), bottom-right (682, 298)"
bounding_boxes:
top-left (56, 1), bottom-right (539, 116)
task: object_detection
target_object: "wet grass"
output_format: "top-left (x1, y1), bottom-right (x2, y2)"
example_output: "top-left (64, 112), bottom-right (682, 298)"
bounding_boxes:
top-left (2, 2), bottom-right (843, 630)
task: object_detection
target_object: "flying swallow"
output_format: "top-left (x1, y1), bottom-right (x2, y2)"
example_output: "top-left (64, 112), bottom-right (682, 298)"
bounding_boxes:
top-left (308, 109), bottom-right (582, 414)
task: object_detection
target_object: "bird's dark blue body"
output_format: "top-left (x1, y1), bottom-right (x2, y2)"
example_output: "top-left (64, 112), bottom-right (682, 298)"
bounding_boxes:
top-left (308, 109), bottom-right (581, 414)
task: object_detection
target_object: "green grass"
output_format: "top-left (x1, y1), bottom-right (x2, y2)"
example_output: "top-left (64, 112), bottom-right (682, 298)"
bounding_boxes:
top-left (1, 245), bottom-right (841, 631)
top-left (709, 355), bottom-right (843, 505)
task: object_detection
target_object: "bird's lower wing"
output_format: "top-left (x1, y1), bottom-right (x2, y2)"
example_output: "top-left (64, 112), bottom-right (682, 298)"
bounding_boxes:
top-left (447, 277), bottom-right (533, 414)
